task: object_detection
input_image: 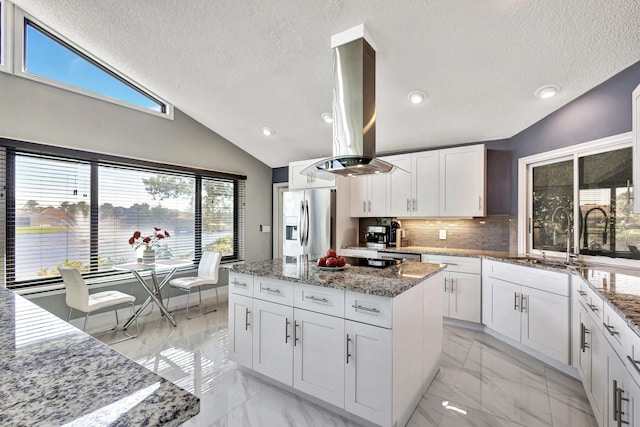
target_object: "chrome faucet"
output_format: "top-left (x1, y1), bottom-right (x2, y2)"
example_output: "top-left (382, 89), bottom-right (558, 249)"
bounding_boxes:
top-left (583, 207), bottom-right (608, 250)
top-left (550, 206), bottom-right (574, 262)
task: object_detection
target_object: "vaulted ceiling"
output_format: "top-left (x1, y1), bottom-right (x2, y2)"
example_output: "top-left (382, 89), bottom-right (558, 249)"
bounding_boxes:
top-left (10, 0), bottom-right (640, 168)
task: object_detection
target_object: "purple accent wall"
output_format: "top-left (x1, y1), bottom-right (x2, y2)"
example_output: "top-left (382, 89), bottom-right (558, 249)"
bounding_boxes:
top-left (509, 60), bottom-right (640, 214)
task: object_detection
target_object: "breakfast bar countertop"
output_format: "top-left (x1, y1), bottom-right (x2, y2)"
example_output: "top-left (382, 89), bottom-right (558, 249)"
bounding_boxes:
top-left (0, 287), bottom-right (200, 426)
top-left (231, 258), bottom-right (445, 297)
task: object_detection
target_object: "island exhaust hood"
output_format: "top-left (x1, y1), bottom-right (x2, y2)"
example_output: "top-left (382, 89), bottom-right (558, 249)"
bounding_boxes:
top-left (303, 25), bottom-right (394, 177)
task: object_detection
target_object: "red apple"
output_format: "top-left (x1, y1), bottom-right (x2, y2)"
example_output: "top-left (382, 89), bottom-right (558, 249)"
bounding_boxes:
top-left (317, 257), bottom-right (327, 267)
top-left (325, 257), bottom-right (338, 267)
top-left (326, 249), bottom-right (337, 258)
top-left (336, 256), bottom-right (346, 267)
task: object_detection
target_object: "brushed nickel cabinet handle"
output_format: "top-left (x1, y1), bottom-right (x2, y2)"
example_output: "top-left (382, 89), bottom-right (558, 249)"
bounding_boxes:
top-left (514, 292), bottom-right (520, 311)
top-left (604, 323), bottom-right (619, 336)
top-left (294, 321), bottom-right (299, 346)
top-left (232, 280), bottom-right (247, 288)
top-left (363, 201), bottom-right (366, 213)
top-left (413, 199), bottom-right (416, 211)
top-left (262, 287), bottom-right (281, 294)
top-left (520, 294), bottom-right (527, 313)
top-left (368, 200), bottom-right (371, 212)
top-left (245, 308), bottom-right (250, 331)
top-left (587, 303), bottom-right (599, 312)
top-left (346, 334), bottom-right (352, 364)
top-left (577, 290), bottom-right (587, 297)
top-left (444, 277), bottom-right (448, 293)
top-left (580, 323), bottom-right (585, 352)
top-left (352, 304), bottom-right (380, 314)
top-left (305, 295), bottom-right (329, 303)
top-left (479, 196), bottom-right (481, 210)
top-left (285, 318), bottom-right (291, 343)
top-left (407, 199), bottom-right (410, 211)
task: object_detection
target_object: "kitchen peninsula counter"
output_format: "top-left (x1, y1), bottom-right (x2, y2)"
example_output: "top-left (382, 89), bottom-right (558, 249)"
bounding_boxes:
top-left (0, 287), bottom-right (199, 426)
top-left (230, 258), bottom-right (444, 297)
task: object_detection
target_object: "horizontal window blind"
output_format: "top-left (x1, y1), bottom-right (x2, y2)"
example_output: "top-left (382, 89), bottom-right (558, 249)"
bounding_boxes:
top-left (202, 178), bottom-right (235, 258)
top-left (11, 153), bottom-right (91, 282)
top-left (98, 164), bottom-right (196, 267)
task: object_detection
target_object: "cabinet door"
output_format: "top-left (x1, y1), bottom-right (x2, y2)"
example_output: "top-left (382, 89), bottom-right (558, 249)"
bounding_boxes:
top-left (385, 154), bottom-right (413, 217)
top-left (576, 303), bottom-right (592, 383)
top-left (350, 176), bottom-right (368, 217)
top-left (252, 299), bottom-right (294, 386)
top-left (439, 144), bottom-right (485, 217)
top-left (484, 277), bottom-right (521, 342)
top-left (606, 347), bottom-right (637, 427)
top-left (293, 308), bottom-right (345, 408)
top-left (521, 287), bottom-right (570, 363)
top-left (345, 320), bottom-right (392, 427)
top-left (229, 293), bottom-right (253, 369)
top-left (589, 313), bottom-right (607, 426)
top-left (368, 173), bottom-right (387, 216)
top-left (412, 151), bottom-right (439, 217)
top-left (448, 272), bottom-right (481, 323)
top-left (442, 273), bottom-right (451, 317)
top-left (289, 162), bottom-right (311, 190)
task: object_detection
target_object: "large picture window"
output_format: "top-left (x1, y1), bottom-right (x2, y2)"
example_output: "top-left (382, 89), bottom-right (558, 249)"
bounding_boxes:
top-left (6, 147), bottom-right (244, 289)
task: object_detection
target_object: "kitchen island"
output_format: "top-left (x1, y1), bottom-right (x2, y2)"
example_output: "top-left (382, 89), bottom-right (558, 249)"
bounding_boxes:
top-left (229, 258), bottom-right (445, 427)
top-left (0, 287), bottom-right (199, 426)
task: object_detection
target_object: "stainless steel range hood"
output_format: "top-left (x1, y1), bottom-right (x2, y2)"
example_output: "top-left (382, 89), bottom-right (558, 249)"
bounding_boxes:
top-left (304, 26), bottom-right (393, 177)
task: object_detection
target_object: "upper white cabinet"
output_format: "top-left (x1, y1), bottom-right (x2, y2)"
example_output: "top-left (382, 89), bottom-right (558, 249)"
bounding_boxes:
top-left (633, 83), bottom-right (640, 213)
top-left (385, 151), bottom-right (439, 217)
top-left (289, 158), bottom-right (336, 190)
top-left (439, 144), bottom-right (486, 216)
top-left (350, 173), bottom-right (386, 217)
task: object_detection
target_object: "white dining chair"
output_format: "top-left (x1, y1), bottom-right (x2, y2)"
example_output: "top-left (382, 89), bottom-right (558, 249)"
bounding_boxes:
top-left (167, 251), bottom-right (222, 319)
top-left (59, 267), bottom-right (139, 340)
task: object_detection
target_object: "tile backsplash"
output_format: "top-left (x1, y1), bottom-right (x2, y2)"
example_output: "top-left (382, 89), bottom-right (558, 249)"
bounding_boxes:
top-left (360, 216), bottom-right (517, 252)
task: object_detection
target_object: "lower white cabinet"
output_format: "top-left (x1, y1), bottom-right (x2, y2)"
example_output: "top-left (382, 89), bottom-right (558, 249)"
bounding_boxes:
top-left (293, 308), bottom-right (345, 408)
top-left (252, 298), bottom-right (294, 385)
top-left (422, 255), bottom-right (481, 323)
top-left (482, 260), bottom-right (570, 363)
top-left (576, 301), bottom-right (606, 426)
top-left (345, 320), bottom-right (392, 424)
top-left (228, 271), bottom-right (443, 427)
top-left (229, 293), bottom-right (253, 369)
top-left (606, 345), bottom-right (639, 427)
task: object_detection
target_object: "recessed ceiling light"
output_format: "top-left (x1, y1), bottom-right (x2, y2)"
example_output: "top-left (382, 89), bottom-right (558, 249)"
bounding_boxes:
top-left (535, 85), bottom-right (560, 99)
top-left (261, 126), bottom-right (275, 136)
top-left (408, 90), bottom-right (426, 104)
top-left (321, 112), bottom-right (333, 123)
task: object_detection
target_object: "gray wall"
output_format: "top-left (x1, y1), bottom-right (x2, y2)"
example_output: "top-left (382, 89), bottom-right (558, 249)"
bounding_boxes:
top-left (0, 71), bottom-right (273, 316)
top-left (509, 60), bottom-right (640, 214)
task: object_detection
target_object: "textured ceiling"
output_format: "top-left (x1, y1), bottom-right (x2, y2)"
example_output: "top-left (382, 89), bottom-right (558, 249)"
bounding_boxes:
top-left (10, 0), bottom-right (640, 168)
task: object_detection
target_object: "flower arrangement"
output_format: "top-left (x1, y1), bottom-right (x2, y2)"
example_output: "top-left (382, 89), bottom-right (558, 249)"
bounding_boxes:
top-left (128, 227), bottom-right (171, 250)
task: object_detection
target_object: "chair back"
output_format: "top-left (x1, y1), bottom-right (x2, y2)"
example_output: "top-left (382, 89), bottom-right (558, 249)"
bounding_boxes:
top-left (198, 251), bottom-right (221, 283)
top-left (59, 267), bottom-right (90, 312)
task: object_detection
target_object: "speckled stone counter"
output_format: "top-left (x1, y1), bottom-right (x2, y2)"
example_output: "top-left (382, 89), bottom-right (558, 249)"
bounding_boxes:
top-left (343, 245), bottom-right (514, 259)
top-left (0, 287), bottom-right (199, 426)
top-left (231, 258), bottom-right (444, 297)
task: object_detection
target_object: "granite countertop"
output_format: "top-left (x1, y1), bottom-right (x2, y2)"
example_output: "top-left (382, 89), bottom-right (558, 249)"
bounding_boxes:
top-left (0, 287), bottom-right (199, 426)
top-left (342, 245), bottom-right (514, 258)
top-left (231, 258), bottom-right (445, 297)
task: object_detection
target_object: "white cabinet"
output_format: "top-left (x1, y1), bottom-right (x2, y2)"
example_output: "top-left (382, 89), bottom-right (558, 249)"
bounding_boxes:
top-left (350, 173), bottom-right (386, 217)
top-left (228, 292), bottom-right (253, 369)
top-left (439, 144), bottom-right (486, 216)
top-left (345, 320), bottom-right (392, 425)
top-left (606, 346), bottom-right (639, 427)
top-left (289, 158), bottom-right (336, 190)
top-left (482, 260), bottom-right (570, 363)
top-left (423, 254), bottom-right (481, 323)
top-left (293, 308), bottom-right (345, 408)
top-left (633, 83), bottom-right (640, 213)
top-left (252, 298), bottom-right (294, 385)
top-left (576, 301), bottom-right (606, 426)
top-left (385, 151), bottom-right (439, 217)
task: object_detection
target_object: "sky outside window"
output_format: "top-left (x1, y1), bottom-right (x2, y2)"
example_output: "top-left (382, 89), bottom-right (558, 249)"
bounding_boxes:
top-left (24, 21), bottom-right (164, 112)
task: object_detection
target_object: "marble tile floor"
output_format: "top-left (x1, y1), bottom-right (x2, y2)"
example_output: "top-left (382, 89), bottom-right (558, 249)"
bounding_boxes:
top-left (103, 306), bottom-right (598, 427)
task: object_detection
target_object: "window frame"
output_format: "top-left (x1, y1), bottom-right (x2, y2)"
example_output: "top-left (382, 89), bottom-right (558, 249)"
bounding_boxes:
top-left (0, 0), bottom-right (12, 74)
top-left (518, 131), bottom-right (635, 266)
top-left (3, 138), bottom-right (246, 290)
top-left (12, 7), bottom-right (173, 119)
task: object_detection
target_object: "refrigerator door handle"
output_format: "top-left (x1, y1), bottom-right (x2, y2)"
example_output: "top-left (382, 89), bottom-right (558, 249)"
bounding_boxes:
top-left (304, 200), bottom-right (310, 247)
top-left (298, 200), bottom-right (305, 245)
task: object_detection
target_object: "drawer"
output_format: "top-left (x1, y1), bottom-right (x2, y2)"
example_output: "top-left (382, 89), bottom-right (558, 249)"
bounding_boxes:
top-left (603, 303), bottom-right (627, 357)
top-left (345, 291), bottom-right (392, 329)
top-left (294, 284), bottom-right (344, 317)
top-left (424, 255), bottom-right (481, 274)
top-left (254, 276), bottom-right (295, 306)
top-left (573, 276), bottom-right (603, 327)
top-left (229, 273), bottom-right (253, 297)
top-left (625, 327), bottom-right (640, 387)
top-left (482, 259), bottom-right (569, 296)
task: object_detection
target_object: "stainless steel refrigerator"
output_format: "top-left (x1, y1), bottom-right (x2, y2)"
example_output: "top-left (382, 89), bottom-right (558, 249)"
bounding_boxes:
top-left (283, 188), bottom-right (335, 257)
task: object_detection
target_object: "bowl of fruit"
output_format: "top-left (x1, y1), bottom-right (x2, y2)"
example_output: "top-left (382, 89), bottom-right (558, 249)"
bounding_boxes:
top-left (314, 249), bottom-right (349, 271)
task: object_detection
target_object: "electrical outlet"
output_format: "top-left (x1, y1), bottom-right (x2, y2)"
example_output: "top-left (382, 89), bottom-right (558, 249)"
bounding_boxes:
top-left (439, 229), bottom-right (447, 240)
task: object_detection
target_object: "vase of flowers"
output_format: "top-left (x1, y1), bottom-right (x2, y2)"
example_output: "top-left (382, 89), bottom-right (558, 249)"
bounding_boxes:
top-left (128, 227), bottom-right (171, 264)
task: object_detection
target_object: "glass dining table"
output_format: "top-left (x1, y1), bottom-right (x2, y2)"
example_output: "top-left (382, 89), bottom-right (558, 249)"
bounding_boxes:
top-left (114, 259), bottom-right (193, 329)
